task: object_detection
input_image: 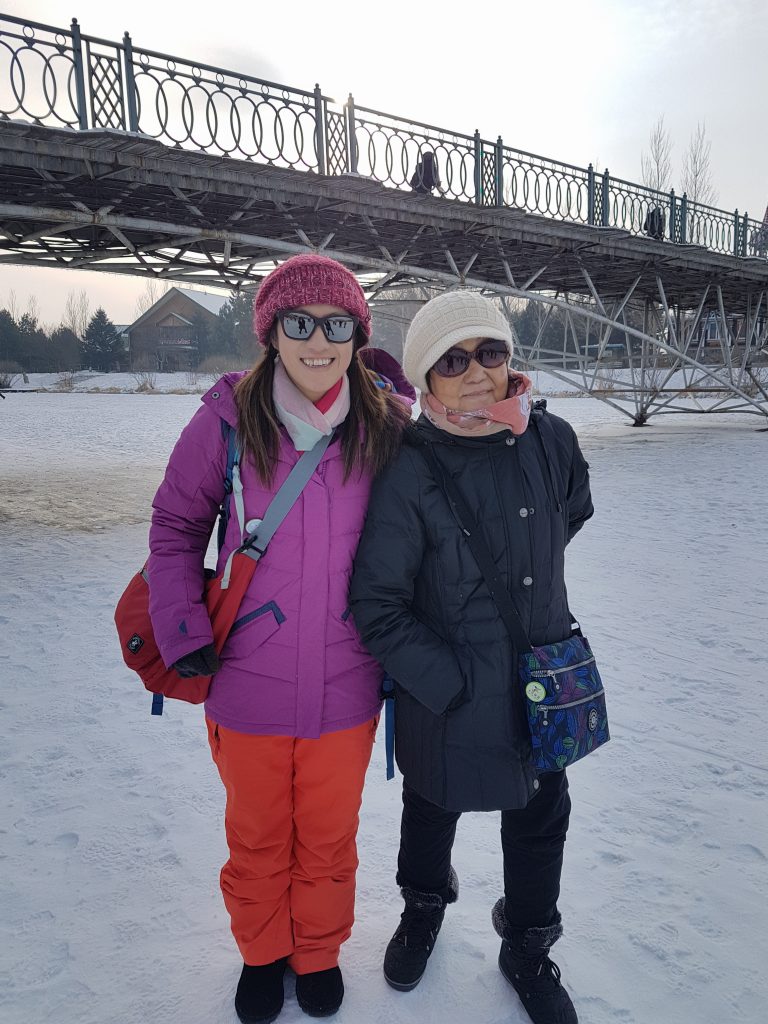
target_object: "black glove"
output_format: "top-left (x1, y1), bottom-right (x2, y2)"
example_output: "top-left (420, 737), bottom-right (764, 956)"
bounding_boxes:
top-left (173, 643), bottom-right (220, 678)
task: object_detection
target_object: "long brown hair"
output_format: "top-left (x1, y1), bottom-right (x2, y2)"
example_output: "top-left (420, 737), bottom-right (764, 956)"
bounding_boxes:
top-left (234, 332), bottom-right (411, 484)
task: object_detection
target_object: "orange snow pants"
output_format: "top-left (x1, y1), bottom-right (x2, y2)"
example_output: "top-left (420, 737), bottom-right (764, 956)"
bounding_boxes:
top-left (207, 717), bottom-right (376, 973)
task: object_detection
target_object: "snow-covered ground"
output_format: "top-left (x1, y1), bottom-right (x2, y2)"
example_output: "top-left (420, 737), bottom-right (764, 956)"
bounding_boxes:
top-left (8, 370), bottom-right (219, 395)
top-left (8, 365), bottom-right (760, 402)
top-left (10, 369), bottom-right (587, 397)
top-left (1, 391), bottom-right (766, 1024)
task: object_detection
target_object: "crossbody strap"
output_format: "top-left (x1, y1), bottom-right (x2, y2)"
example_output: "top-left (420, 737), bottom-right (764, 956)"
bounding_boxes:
top-left (220, 431), bottom-right (333, 589)
top-left (422, 443), bottom-right (533, 653)
top-left (217, 423), bottom-right (242, 554)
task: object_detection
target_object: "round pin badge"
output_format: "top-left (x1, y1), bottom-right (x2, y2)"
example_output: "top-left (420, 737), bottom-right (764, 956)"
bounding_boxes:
top-left (525, 681), bottom-right (547, 703)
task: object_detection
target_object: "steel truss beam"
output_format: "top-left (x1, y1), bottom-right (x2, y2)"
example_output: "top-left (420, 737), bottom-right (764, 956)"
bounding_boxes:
top-left (1, 192), bottom-right (767, 423)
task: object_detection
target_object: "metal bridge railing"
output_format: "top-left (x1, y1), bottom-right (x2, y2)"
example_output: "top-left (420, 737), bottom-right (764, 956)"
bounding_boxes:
top-left (1, 11), bottom-right (766, 263)
top-left (349, 101), bottom-right (477, 202)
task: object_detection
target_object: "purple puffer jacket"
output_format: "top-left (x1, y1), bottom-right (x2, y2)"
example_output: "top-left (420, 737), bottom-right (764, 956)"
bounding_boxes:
top-left (148, 373), bottom-right (383, 738)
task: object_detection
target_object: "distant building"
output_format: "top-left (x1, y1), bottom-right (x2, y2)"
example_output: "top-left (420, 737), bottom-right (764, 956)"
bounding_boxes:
top-left (693, 310), bottom-right (745, 360)
top-left (125, 287), bottom-right (229, 370)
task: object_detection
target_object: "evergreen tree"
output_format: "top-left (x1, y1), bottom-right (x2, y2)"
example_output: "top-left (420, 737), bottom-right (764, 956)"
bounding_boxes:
top-left (17, 312), bottom-right (53, 372)
top-left (50, 326), bottom-right (82, 371)
top-left (214, 293), bottom-right (257, 360)
top-left (511, 302), bottom-right (565, 358)
top-left (82, 308), bottom-right (118, 372)
top-left (231, 292), bottom-right (257, 360)
top-left (0, 309), bottom-right (24, 367)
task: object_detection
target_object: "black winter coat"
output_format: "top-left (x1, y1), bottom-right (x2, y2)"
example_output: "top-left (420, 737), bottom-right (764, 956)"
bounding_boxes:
top-left (349, 405), bottom-right (593, 812)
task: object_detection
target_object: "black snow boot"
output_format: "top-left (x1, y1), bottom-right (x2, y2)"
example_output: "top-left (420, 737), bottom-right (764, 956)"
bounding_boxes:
top-left (295, 966), bottom-right (344, 1017)
top-left (492, 898), bottom-right (577, 1024)
top-left (235, 957), bottom-right (288, 1024)
top-left (383, 866), bottom-right (459, 991)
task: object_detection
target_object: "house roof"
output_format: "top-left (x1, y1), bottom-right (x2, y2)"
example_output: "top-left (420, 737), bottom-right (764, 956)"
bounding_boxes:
top-left (127, 287), bottom-right (230, 331)
top-left (184, 289), bottom-right (230, 315)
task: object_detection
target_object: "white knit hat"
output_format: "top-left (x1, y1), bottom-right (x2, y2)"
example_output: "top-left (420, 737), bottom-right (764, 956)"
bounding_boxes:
top-left (403, 290), bottom-right (513, 393)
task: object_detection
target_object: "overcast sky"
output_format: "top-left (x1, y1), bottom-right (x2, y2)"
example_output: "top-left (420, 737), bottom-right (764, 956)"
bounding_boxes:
top-left (2, 0), bottom-right (767, 324)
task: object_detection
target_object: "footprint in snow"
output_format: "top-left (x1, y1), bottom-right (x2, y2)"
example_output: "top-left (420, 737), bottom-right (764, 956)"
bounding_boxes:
top-left (53, 832), bottom-right (79, 849)
top-left (736, 843), bottom-right (766, 862)
top-left (598, 851), bottom-right (629, 865)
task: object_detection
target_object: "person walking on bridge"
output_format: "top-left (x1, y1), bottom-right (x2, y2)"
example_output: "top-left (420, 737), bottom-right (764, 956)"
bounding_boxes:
top-left (147, 254), bottom-right (410, 1023)
top-left (350, 290), bottom-right (594, 1024)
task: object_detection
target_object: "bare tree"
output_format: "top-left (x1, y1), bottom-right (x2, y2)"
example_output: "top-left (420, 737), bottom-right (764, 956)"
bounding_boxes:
top-left (681, 122), bottom-right (718, 206)
top-left (641, 115), bottom-right (672, 193)
top-left (63, 289), bottom-right (91, 340)
top-left (63, 290), bottom-right (78, 335)
top-left (135, 278), bottom-right (170, 318)
top-left (26, 294), bottom-right (40, 325)
top-left (6, 289), bottom-right (19, 320)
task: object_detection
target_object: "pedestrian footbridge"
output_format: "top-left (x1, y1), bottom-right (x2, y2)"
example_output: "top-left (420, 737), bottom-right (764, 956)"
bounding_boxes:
top-left (1, 12), bottom-right (766, 423)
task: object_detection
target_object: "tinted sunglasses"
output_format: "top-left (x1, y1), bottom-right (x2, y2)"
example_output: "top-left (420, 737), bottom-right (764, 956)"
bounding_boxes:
top-left (277, 310), bottom-right (359, 344)
top-left (431, 340), bottom-right (509, 378)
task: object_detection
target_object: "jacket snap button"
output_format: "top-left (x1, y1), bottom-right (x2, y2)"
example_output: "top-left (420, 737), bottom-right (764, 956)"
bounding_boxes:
top-left (519, 507), bottom-right (528, 517)
top-left (529, 507), bottom-right (535, 515)
top-left (523, 576), bottom-right (533, 586)
top-left (505, 437), bottom-right (516, 446)
top-left (532, 779), bottom-right (540, 790)
top-left (211, 391), bottom-right (220, 399)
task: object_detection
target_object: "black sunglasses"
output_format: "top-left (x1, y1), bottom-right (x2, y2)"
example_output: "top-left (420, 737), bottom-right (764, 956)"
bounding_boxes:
top-left (277, 310), bottom-right (359, 344)
top-left (431, 340), bottom-right (509, 378)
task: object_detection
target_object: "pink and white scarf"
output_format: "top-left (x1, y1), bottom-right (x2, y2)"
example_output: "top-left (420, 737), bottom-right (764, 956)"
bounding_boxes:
top-left (273, 359), bottom-right (351, 451)
top-left (421, 372), bottom-right (533, 437)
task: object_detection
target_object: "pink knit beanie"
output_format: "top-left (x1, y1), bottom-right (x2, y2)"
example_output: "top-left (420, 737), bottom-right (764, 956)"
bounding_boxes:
top-left (253, 254), bottom-right (372, 345)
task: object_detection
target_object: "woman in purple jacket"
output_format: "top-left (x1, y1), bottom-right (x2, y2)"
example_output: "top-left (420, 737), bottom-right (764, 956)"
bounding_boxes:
top-left (148, 255), bottom-right (409, 1024)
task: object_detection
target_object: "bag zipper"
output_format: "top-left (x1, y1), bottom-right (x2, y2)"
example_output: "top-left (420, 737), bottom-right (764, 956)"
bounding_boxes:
top-left (537, 689), bottom-right (604, 713)
top-left (529, 656), bottom-right (595, 678)
top-left (537, 690), bottom-right (605, 725)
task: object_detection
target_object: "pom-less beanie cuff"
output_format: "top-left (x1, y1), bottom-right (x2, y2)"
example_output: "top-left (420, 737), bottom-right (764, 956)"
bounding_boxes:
top-left (403, 290), bottom-right (513, 393)
top-left (253, 253), bottom-right (372, 345)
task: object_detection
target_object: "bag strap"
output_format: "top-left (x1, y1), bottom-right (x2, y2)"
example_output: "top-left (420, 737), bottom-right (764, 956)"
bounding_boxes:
top-left (421, 443), bottom-right (533, 654)
top-left (529, 413), bottom-right (563, 513)
top-left (217, 423), bottom-right (241, 554)
top-left (227, 427), bottom-right (246, 539)
top-left (380, 675), bottom-right (396, 781)
top-left (220, 431), bottom-right (333, 588)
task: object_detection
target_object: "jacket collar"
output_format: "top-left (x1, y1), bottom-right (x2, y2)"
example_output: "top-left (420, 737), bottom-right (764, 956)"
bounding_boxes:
top-left (407, 415), bottom-right (512, 449)
top-left (201, 372), bottom-right (345, 465)
top-left (201, 372), bottom-right (244, 428)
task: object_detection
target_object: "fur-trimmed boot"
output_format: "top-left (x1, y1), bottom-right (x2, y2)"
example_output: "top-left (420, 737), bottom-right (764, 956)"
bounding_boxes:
top-left (383, 866), bottom-right (459, 991)
top-left (492, 898), bottom-right (577, 1024)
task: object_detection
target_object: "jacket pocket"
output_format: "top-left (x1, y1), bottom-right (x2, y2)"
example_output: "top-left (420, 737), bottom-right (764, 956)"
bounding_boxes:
top-left (340, 606), bottom-right (368, 653)
top-left (225, 602), bottom-right (284, 659)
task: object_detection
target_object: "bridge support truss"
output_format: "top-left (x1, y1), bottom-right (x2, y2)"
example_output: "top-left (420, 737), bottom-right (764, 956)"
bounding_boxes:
top-left (0, 121), bottom-right (766, 424)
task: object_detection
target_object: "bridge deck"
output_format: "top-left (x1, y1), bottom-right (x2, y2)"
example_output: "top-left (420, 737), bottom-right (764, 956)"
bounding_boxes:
top-left (2, 121), bottom-right (767, 309)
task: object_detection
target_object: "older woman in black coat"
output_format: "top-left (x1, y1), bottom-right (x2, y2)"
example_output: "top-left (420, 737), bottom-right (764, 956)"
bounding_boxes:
top-left (349, 291), bottom-right (593, 1024)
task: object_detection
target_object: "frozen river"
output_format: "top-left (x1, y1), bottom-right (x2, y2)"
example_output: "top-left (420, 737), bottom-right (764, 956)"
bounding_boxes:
top-left (1, 390), bottom-right (766, 1024)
